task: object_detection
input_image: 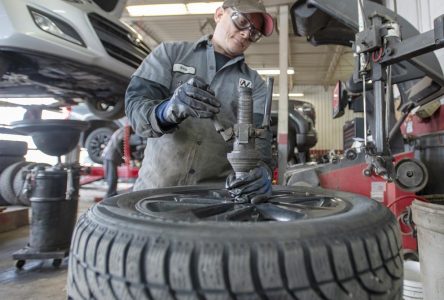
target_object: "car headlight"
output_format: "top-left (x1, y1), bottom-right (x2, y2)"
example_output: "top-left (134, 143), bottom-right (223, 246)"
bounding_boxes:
top-left (28, 7), bottom-right (85, 47)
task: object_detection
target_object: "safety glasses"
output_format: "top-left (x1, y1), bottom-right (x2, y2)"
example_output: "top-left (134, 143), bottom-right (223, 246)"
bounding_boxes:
top-left (229, 8), bottom-right (262, 42)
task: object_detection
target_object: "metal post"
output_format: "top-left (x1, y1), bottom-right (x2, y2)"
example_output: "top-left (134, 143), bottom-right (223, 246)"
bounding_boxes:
top-left (278, 4), bottom-right (289, 184)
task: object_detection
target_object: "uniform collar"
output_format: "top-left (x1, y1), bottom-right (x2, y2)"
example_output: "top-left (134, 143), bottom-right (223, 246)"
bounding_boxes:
top-left (193, 35), bottom-right (245, 63)
top-left (193, 35), bottom-right (213, 50)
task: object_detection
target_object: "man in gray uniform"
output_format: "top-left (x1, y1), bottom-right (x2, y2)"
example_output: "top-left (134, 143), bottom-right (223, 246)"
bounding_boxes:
top-left (102, 126), bottom-right (125, 198)
top-left (125, 0), bottom-right (274, 202)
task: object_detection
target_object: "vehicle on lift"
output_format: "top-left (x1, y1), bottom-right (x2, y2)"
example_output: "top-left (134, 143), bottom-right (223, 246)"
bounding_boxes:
top-left (0, 0), bottom-right (150, 120)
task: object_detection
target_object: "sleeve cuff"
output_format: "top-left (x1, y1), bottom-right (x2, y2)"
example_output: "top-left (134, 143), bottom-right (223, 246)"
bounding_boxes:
top-left (149, 102), bottom-right (178, 135)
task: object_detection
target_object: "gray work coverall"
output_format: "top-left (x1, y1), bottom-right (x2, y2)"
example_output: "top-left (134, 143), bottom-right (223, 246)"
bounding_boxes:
top-left (126, 35), bottom-right (272, 190)
top-left (102, 127), bottom-right (124, 197)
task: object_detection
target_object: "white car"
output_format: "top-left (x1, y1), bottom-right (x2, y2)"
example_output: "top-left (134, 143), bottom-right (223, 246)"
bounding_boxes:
top-left (0, 0), bottom-right (150, 119)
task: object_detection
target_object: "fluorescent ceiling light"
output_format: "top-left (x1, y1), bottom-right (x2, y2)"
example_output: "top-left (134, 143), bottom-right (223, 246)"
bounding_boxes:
top-left (126, 2), bottom-right (223, 17)
top-left (289, 93), bottom-right (304, 97)
top-left (256, 68), bottom-right (295, 75)
top-left (0, 98), bottom-right (58, 106)
top-left (127, 4), bottom-right (187, 16)
top-left (272, 93), bottom-right (304, 97)
top-left (187, 2), bottom-right (223, 14)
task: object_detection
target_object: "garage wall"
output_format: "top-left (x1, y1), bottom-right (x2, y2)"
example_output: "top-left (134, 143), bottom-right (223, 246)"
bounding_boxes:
top-left (293, 85), bottom-right (363, 151)
top-left (385, 0), bottom-right (444, 71)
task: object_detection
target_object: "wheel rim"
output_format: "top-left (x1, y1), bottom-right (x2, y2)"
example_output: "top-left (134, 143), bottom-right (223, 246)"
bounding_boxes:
top-left (89, 132), bottom-right (111, 160)
top-left (133, 189), bottom-right (349, 222)
top-left (95, 100), bottom-right (116, 112)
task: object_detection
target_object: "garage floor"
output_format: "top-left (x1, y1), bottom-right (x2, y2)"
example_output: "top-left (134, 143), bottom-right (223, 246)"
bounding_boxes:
top-left (0, 181), bottom-right (132, 300)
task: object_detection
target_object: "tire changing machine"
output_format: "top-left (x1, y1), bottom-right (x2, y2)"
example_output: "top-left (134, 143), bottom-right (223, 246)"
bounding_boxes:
top-left (10, 119), bottom-right (88, 268)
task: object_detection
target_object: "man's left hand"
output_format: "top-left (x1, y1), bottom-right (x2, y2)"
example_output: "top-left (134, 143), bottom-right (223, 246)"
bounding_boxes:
top-left (225, 163), bottom-right (272, 204)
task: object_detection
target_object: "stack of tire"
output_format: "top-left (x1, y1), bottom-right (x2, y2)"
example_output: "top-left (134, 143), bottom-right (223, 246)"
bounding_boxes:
top-left (0, 140), bottom-right (48, 206)
top-left (0, 140), bottom-right (27, 205)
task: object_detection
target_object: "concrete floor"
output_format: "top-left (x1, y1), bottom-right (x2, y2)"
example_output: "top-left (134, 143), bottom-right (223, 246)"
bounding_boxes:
top-left (0, 180), bottom-right (132, 300)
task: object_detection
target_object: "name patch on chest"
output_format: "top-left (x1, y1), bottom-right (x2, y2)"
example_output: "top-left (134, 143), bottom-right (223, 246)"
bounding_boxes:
top-left (239, 78), bottom-right (252, 88)
top-left (173, 63), bottom-right (196, 74)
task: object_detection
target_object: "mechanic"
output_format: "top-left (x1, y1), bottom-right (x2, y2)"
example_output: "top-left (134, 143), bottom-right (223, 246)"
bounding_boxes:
top-left (125, 0), bottom-right (275, 202)
top-left (102, 126), bottom-right (129, 198)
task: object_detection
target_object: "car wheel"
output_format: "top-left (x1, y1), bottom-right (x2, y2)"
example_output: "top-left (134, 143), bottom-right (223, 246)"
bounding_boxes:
top-left (68, 185), bottom-right (403, 300)
top-left (86, 98), bottom-right (125, 120)
top-left (85, 127), bottom-right (115, 164)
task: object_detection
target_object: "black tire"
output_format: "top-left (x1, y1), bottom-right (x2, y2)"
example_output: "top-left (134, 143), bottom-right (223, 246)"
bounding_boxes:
top-left (53, 259), bottom-right (62, 268)
top-left (0, 54), bottom-right (10, 78)
top-left (0, 140), bottom-right (27, 156)
top-left (84, 127), bottom-right (115, 164)
top-left (0, 156), bottom-right (25, 205)
top-left (13, 162), bottom-right (50, 206)
top-left (0, 156), bottom-right (25, 173)
top-left (0, 161), bottom-right (30, 205)
top-left (16, 260), bottom-right (25, 269)
top-left (86, 98), bottom-right (125, 120)
top-left (68, 186), bottom-right (403, 300)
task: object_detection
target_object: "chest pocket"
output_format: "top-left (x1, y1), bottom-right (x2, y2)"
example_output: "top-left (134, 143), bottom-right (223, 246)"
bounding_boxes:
top-left (170, 63), bottom-right (196, 94)
top-left (170, 72), bottom-right (193, 94)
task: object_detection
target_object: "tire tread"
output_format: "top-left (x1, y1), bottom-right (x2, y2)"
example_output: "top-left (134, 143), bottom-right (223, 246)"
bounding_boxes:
top-left (68, 200), bottom-right (403, 300)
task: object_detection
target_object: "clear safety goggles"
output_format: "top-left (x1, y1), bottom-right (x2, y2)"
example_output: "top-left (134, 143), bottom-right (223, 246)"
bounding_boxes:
top-left (229, 8), bottom-right (262, 42)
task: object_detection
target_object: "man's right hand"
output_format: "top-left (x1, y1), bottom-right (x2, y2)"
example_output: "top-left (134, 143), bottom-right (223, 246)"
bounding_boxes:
top-left (162, 76), bottom-right (221, 124)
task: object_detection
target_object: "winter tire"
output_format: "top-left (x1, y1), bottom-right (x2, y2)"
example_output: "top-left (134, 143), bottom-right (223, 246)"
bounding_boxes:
top-left (68, 185), bottom-right (403, 300)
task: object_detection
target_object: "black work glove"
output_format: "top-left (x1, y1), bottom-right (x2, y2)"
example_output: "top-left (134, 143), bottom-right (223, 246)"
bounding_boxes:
top-left (163, 76), bottom-right (221, 124)
top-left (225, 162), bottom-right (272, 204)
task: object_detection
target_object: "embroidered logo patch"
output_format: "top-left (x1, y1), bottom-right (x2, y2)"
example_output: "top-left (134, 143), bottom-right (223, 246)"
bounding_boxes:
top-left (173, 64), bottom-right (196, 74)
top-left (239, 78), bottom-right (252, 88)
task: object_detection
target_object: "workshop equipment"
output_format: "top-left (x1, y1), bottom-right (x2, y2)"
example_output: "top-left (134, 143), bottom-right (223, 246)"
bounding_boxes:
top-left (287, 0), bottom-right (444, 256)
top-left (10, 119), bottom-right (87, 268)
